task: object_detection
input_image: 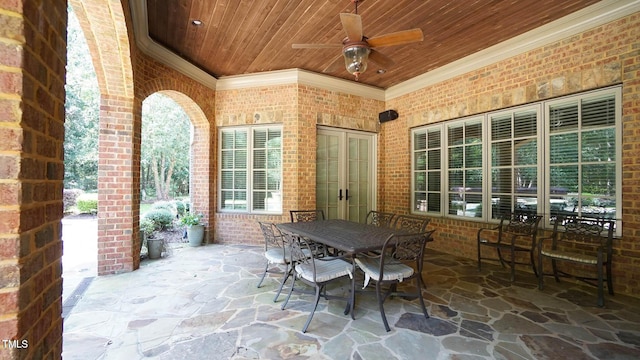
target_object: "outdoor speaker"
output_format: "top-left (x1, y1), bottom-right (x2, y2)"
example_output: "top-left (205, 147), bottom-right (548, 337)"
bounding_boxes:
top-left (379, 109), bottom-right (399, 123)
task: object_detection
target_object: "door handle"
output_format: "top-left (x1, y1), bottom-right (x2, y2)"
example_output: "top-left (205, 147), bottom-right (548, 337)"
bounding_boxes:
top-left (339, 189), bottom-right (343, 200)
top-left (345, 189), bottom-right (350, 200)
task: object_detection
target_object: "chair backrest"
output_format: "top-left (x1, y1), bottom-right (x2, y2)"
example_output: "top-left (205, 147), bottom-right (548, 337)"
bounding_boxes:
top-left (290, 209), bottom-right (325, 222)
top-left (281, 231), bottom-right (318, 279)
top-left (258, 221), bottom-right (284, 250)
top-left (552, 216), bottom-right (615, 250)
top-left (393, 214), bottom-right (431, 233)
top-left (366, 210), bottom-right (395, 227)
top-left (501, 211), bottom-right (543, 236)
top-left (380, 230), bottom-right (436, 275)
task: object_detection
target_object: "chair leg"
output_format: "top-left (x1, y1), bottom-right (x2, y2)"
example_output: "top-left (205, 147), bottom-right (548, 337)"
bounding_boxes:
top-left (257, 261), bottom-right (269, 288)
top-left (273, 263), bottom-right (290, 302)
top-left (597, 255), bottom-right (604, 307)
top-left (496, 248), bottom-right (507, 268)
top-left (477, 241), bottom-right (482, 272)
top-left (344, 261), bottom-right (356, 319)
top-left (302, 285), bottom-right (323, 333)
top-left (606, 260), bottom-right (614, 295)
top-left (416, 277), bottom-right (429, 320)
top-left (552, 259), bottom-right (560, 282)
top-left (538, 254), bottom-right (544, 290)
top-left (530, 250), bottom-right (538, 277)
top-left (281, 273), bottom-right (297, 310)
top-left (376, 282), bottom-right (391, 332)
top-left (509, 247), bottom-right (516, 282)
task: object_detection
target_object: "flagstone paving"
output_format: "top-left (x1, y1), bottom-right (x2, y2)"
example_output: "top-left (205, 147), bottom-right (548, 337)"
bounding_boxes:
top-left (63, 244), bottom-right (640, 359)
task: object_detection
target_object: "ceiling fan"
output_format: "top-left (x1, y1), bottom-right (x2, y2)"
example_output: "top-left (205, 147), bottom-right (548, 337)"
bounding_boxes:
top-left (292, 0), bottom-right (424, 81)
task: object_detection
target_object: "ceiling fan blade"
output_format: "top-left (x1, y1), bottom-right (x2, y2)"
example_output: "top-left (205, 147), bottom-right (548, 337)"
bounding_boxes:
top-left (367, 28), bottom-right (424, 48)
top-left (368, 49), bottom-right (395, 69)
top-left (322, 54), bottom-right (344, 73)
top-left (292, 43), bottom-right (342, 49)
top-left (340, 13), bottom-right (363, 42)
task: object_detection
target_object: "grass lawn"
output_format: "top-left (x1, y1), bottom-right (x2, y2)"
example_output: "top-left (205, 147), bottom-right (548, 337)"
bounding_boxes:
top-left (140, 203), bottom-right (152, 216)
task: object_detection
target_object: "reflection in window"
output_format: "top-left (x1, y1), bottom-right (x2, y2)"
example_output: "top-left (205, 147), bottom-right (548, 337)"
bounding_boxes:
top-left (447, 119), bottom-right (483, 218)
top-left (490, 108), bottom-right (539, 219)
top-left (413, 128), bottom-right (442, 213)
top-left (220, 126), bottom-right (282, 213)
top-left (548, 92), bottom-right (617, 222)
top-left (410, 86), bottom-right (620, 234)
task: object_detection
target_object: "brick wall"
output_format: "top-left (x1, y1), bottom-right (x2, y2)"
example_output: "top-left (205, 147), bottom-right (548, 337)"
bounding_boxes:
top-left (0, 0), bottom-right (66, 359)
top-left (384, 13), bottom-right (640, 296)
top-left (214, 84), bottom-right (383, 245)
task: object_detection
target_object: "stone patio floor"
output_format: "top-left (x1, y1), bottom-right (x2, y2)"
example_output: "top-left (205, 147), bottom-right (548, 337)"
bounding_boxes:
top-left (62, 242), bottom-right (640, 360)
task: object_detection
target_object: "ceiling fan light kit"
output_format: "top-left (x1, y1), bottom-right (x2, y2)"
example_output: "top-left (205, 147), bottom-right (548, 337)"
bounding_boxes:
top-left (343, 44), bottom-right (370, 81)
top-left (292, 0), bottom-right (423, 82)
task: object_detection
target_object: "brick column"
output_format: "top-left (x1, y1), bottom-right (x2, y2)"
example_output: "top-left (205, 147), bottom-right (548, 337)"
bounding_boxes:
top-left (97, 95), bottom-right (140, 274)
top-left (0, 0), bottom-right (66, 359)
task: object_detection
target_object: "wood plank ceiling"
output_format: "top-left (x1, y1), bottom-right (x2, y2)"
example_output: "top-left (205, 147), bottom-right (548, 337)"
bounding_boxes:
top-left (145, 0), bottom-right (600, 89)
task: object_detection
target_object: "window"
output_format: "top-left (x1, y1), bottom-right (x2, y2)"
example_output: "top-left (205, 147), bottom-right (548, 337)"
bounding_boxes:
top-left (220, 126), bottom-right (282, 213)
top-left (546, 91), bottom-right (619, 223)
top-left (411, 86), bottom-right (621, 233)
top-left (489, 107), bottom-right (540, 220)
top-left (446, 118), bottom-right (483, 218)
top-left (413, 127), bottom-right (443, 213)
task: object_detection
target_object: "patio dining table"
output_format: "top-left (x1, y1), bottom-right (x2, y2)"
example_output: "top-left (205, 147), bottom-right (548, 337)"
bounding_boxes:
top-left (276, 219), bottom-right (410, 318)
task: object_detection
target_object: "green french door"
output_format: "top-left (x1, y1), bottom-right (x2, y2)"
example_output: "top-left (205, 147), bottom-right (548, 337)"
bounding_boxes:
top-left (316, 127), bottom-right (376, 222)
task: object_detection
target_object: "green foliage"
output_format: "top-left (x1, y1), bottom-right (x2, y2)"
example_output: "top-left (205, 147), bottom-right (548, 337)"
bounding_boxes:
top-left (76, 193), bottom-right (98, 214)
top-left (63, 188), bottom-right (84, 212)
top-left (141, 93), bottom-right (191, 200)
top-left (143, 209), bottom-right (174, 230)
top-left (151, 201), bottom-right (175, 212)
top-left (140, 218), bottom-right (157, 235)
top-left (174, 201), bottom-right (186, 216)
top-left (64, 8), bottom-right (99, 190)
top-left (180, 213), bottom-right (202, 226)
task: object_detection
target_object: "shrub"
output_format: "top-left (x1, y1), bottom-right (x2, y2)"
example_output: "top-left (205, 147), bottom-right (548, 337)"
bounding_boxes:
top-left (63, 189), bottom-right (84, 212)
top-left (143, 209), bottom-right (174, 230)
top-left (151, 201), bottom-right (175, 212)
top-left (76, 193), bottom-right (98, 214)
top-left (140, 217), bottom-right (157, 235)
top-left (174, 200), bottom-right (186, 216)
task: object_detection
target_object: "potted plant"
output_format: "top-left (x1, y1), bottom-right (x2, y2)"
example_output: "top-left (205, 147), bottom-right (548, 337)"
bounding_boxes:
top-left (180, 212), bottom-right (205, 247)
top-left (141, 217), bottom-right (163, 259)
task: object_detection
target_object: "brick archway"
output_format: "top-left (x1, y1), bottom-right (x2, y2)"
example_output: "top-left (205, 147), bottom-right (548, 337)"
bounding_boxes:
top-left (139, 89), bottom-right (213, 238)
top-left (71, 0), bottom-right (138, 274)
top-left (72, 0), bottom-right (216, 275)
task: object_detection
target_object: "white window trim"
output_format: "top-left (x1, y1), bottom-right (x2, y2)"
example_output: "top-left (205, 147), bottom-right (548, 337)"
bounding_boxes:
top-left (218, 125), bottom-right (283, 214)
top-left (411, 86), bottom-right (622, 235)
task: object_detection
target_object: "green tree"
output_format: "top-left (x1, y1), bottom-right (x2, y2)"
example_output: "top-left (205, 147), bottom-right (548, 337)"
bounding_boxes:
top-left (64, 7), bottom-right (99, 190)
top-left (141, 94), bottom-right (191, 200)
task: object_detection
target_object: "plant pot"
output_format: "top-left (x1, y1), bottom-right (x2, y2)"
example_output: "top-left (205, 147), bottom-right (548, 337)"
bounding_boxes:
top-left (147, 238), bottom-right (164, 259)
top-left (187, 225), bottom-right (205, 247)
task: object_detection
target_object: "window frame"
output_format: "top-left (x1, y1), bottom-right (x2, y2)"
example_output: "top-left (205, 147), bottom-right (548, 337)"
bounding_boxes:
top-left (410, 86), bottom-right (622, 235)
top-left (218, 125), bottom-right (283, 214)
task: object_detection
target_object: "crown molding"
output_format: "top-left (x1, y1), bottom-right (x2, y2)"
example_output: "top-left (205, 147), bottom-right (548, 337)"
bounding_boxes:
top-left (129, 0), bottom-right (218, 90)
top-left (216, 69), bottom-right (385, 101)
top-left (130, 0), bottom-right (638, 102)
top-left (385, 0), bottom-right (640, 101)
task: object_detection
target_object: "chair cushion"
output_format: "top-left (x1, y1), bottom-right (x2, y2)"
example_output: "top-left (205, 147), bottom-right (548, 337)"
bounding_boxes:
top-left (541, 249), bottom-right (598, 264)
top-left (355, 256), bottom-right (414, 289)
top-left (295, 258), bottom-right (352, 283)
top-left (265, 248), bottom-right (311, 264)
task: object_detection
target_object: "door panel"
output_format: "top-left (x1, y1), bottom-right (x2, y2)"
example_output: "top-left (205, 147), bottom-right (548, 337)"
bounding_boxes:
top-left (317, 127), bottom-right (376, 221)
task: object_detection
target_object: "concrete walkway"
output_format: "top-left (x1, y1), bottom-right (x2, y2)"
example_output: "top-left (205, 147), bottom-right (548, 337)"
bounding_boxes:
top-left (62, 216), bottom-right (98, 307)
top-left (61, 233), bottom-right (640, 359)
